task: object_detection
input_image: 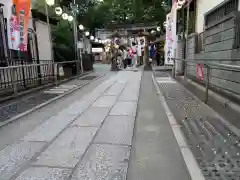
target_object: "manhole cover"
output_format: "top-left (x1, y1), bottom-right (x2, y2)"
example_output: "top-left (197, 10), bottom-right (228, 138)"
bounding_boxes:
top-left (80, 76), bottom-right (97, 80)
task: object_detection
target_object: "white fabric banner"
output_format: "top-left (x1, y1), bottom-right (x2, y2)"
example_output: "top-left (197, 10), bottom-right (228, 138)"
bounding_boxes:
top-left (8, 4), bottom-right (20, 50)
top-left (165, 3), bottom-right (177, 65)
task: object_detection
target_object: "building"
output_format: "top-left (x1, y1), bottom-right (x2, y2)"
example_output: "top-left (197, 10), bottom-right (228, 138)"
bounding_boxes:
top-left (0, 0), bottom-right (58, 97)
top-left (0, 0), bottom-right (55, 65)
top-left (175, 0), bottom-right (240, 99)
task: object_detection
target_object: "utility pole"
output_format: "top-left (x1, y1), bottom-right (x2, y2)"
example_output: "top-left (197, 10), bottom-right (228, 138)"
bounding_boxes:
top-left (184, 2), bottom-right (190, 80)
top-left (45, 0), bottom-right (54, 62)
top-left (70, 0), bottom-right (81, 74)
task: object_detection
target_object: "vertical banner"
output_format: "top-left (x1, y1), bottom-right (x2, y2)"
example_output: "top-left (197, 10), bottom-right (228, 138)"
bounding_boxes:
top-left (165, 3), bottom-right (177, 65)
top-left (8, 0), bottom-right (30, 51)
top-left (196, 64), bottom-right (204, 80)
top-left (8, 3), bottom-right (19, 50)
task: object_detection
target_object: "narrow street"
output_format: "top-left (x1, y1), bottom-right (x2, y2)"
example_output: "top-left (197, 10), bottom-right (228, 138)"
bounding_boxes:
top-left (0, 64), bottom-right (193, 180)
top-left (1, 63), bottom-right (240, 180)
top-left (0, 65), bottom-right (143, 180)
top-left (1, 0), bottom-right (240, 179)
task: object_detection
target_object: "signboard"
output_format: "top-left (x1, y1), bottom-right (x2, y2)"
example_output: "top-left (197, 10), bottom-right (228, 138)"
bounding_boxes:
top-left (196, 64), bottom-right (204, 80)
top-left (165, 3), bottom-right (177, 65)
top-left (8, 0), bottom-right (30, 51)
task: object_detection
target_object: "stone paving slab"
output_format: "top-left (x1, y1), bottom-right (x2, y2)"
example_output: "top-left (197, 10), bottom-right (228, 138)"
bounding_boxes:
top-left (110, 101), bottom-right (137, 116)
top-left (0, 141), bottom-right (45, 180)
top-left (71, 144), bottom-right (131, 180)
top-left (23, 113), bottom-right (77, 142)
top-left (91, 78), bottom-right (116, 94)
top-left (119, 82), bottom-right (140, 101)
top-left (59, 100), bottom-right (92, 117)
top-left (15, 167), bottom-right (71, 180)
top-left (72, 107), bottom-right (110, 127)
top-left (92, 96), bottom-right (117, 108)
top-left (22, 78), bottom-right (115, 142)
top-left (35, 126), bottom-right (98, 168)
top-left (94, 116), bottom-right (135, 145)
top-left (104, 81), bottom-right (126, 96)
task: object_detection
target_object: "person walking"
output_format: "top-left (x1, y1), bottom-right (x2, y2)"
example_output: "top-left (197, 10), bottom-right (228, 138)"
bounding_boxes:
top-left (123, 47), bottom-right (128, 69)
top-left (126, 47), bottom-right (132, 68)
top-left (131, 42), bottom-right (137, 68)
top-left (149, 43), bottom-right (156, 66)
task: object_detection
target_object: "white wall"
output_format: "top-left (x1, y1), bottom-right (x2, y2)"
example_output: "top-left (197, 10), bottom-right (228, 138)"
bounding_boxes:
top-left (35, 21), bottom-right (52, 60)
top-left (195, 0), bottom-right (225, 33)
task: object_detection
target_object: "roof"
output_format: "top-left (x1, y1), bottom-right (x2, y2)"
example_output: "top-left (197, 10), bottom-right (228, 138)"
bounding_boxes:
top-left (105, 22), bottom-right (158, 30)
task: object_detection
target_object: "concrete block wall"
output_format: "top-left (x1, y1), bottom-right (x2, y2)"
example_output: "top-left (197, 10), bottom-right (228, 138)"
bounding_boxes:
top-left (176, 39), bottom-right (185, 75)
top-left (186, 15), bottom-right (240, 96)
top-left (186, 33), bottom-right (197, 79)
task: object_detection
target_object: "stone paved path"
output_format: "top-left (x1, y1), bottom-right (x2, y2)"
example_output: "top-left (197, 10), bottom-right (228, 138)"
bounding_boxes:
top-left (0, 70), bottom-right (142, 180)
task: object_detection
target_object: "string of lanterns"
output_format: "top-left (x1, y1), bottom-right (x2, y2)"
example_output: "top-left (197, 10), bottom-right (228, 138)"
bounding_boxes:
top-left (46, 0), bottom-right (105, 44)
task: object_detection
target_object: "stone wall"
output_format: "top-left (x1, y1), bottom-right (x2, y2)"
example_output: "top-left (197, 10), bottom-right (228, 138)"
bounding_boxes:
top-left (186, 14), bottom-right (240, 97)
top-left (175, 39), bottom-right (185, 75)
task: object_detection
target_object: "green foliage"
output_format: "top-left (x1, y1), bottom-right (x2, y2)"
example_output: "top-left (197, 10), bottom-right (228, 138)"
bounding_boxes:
top-left (77, 0), bottom-right (167, 30)
top-left (52, 21), bottom-right (75, 62)
top-left (33, 0), bottom-right (167, 61)
top-left (32, 0), bottom-right (75, 61)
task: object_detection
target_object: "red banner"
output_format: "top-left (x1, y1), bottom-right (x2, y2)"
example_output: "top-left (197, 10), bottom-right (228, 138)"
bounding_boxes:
top-left (12, 0), bottom-right (30, 51)
top-left (196, 64), bottom-right (204, 80)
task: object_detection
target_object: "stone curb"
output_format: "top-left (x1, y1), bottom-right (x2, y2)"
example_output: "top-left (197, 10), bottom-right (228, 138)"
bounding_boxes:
top-left (152, 73), bottom-right (205, 180)
top-left (0, 74), bottom-right (105, 128)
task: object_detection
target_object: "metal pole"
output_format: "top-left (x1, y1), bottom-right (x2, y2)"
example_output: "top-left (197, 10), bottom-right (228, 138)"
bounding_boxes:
top-left (172, 59), bottom-right (176, 78)
top-left (45, 1), bottom-right (54, 62)
top-left (71, 0), bottom-right (81, 74)
top-left (80, 45), bottom-right (83, 74)
top-left (80, 37), bottom-right (84, 74)
top-left (205, 65), bottom-right (210, 104)
top-left (72, 16), bottom-right (78, 60)
top-left (184, 2), bottom-right (190, 81)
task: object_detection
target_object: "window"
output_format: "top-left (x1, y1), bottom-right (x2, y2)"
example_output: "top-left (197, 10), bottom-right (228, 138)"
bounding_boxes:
top-left (205, 0), bottom-right (239, 26)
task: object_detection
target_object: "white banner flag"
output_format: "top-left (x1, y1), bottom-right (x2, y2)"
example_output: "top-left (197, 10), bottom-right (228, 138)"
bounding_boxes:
top-left (8, 4), bottom-right (20, 50)
top-left (165, 3), bottom-right (177, 65)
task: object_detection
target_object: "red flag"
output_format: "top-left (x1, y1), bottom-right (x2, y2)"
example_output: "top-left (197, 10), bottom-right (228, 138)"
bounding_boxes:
top-left (196, 64), bottom-right (204, 80)
top-left (13, 0), bottom-right (30, 51)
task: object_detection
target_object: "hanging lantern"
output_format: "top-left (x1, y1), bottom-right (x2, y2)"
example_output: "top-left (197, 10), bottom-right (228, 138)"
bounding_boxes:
top-left (46, 0), bottom-right (55, 6)
top-left (62, 13), bottom-right (68, 20)
top-left (55, 7), bottom-right (62, 15)
top-left (68, 15), bottom-right (73, 22)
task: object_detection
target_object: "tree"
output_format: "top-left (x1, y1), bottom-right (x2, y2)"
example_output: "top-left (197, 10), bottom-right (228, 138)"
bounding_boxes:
top-left (32, 0), bottom-right (75, 62)
top-left (77, 0), bottom-right (167, 31)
